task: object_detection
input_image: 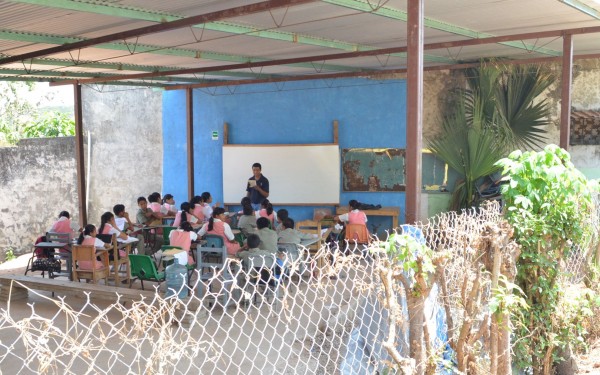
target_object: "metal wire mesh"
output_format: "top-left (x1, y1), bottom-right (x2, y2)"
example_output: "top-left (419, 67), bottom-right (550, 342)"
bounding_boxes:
top-left (0, 201), bottom-right (597, 374)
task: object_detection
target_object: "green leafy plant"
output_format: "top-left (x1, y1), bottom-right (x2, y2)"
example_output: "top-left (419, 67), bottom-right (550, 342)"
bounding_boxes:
top-left (496, 145), bottom-right (596, 375)
top-left (3, 248), bottom-right (16, 263)
top-left (0, 82), bottom-right (73, 145)
top-left (23, 111), bottom-right (75, 138)
top-left (427, 63), bottom-right (555, 210)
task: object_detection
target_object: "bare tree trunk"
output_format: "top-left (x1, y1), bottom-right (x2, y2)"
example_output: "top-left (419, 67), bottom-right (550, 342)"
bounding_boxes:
top-left (407, 295), bottom-right (426, 375)
top-left (496, 311), bottom-right (512, 375)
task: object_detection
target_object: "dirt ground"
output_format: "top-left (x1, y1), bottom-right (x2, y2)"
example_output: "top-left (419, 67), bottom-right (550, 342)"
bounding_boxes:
top-left (575, 336), bottom-right (600, 374)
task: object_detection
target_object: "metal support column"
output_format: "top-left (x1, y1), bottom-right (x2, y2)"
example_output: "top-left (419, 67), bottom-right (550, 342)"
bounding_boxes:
top-left (560, 33), bottom-right (573, 150)
top-left (186, 87), bottom-right (195, 201)
top-left (405, 0), bottom-right (424, 224)
top-left (73, 84), bottom-right (87, 226)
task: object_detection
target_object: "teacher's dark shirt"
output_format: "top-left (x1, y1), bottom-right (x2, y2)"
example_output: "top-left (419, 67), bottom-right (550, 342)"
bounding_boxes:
top-left (246, 175), bottom-right (269, 205)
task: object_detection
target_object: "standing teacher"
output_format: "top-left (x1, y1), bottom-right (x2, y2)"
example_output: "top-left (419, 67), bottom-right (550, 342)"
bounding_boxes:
top-left (246, 162), bottom-right (269, 211)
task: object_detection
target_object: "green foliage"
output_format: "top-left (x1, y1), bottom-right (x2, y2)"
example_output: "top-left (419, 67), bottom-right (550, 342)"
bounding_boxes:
top-left (23, 111), bottom-right (75, 138)
top-left (0, 82), bottom-right (73, 145)
top-left (384, 232), bottom-right (435, 295)
top-left (496, 144), bottom-right (596, 372)
top-left (488, 274), bottom-right (528, 317)
top-left (427, 63), bottom-right (555, 210)
top-left (3, 248), bottom-right (16, 263)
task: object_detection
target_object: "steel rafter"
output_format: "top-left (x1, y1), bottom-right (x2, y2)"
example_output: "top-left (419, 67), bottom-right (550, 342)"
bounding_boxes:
top-left (0, 0), bottom-right (318, 65)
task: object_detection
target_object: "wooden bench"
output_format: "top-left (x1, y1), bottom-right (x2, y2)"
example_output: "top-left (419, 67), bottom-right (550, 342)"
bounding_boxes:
top-left (0, 274), bottom-right (157, 304)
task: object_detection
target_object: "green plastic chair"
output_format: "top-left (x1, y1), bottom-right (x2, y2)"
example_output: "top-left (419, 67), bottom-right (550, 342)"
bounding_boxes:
top-left (128, 254), bottom-right (165, 290)
top-left (162, 226), bottom-right (177, 246)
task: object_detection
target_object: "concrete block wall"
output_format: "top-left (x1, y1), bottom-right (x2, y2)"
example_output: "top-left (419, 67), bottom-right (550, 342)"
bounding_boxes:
top-left (0, 86), bottom-right (162, 258)
top-left (0, 137), bottom-right (79, 259)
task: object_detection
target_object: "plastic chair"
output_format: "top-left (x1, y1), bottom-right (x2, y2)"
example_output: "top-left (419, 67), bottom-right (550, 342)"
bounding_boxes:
top-left (128, 254), bottom-right (165, 290)
top-left (162, 226), bottom-right (177, 246)
top-left (243, 254), bottom-right (281, 305)
top-left (195, 245), bottom-right (234, 307)
top-left (277, 243), bottom-right (305, 279)
top-left (204, 234), bottom-right (225, 248)
top-left (71, 245), bottom-right (109, 284)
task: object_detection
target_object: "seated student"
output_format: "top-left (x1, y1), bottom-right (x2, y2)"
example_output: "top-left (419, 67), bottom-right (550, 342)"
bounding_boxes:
top-left (277, 218), bottom-right (317, 244)
top-left (113, 204), bottom-right (144, 255)
top-left (148, 192), bottom-right (166, 217)
top-left (162, 194), bottom-right (178, 216)
top-left (76, 224), bottom-right (111, 269)
top-left (256, 199), bottom-right (277, 229)
top-left (237, 196), bottom-right (252, 215)
top-left (98, 212), bottom-right (128, 241)
top-left (237, 201), bottom-right (257, 236)
top-left (136, 196), bottom-right (163, 254)
top-left (200, 191), bottom-right (220, 220)
top-left (334, 199), bottom-right (368, 226)
top-left (99, 212), bottom-right (133, 261)
top-left (168, 221), bottom-right (197, 265)
top-left (197, 207), bottom-right (241, 256)
top-left (275, 209), bottom-right (288, 233)
top-left (190, 195), bottom-right (205, 223)
top-left (136, 196), bottom-right (162, 226)
top-left (256, 217), bottom-right (278, 254)
top-left (48, 210), bottom-right (78, 252)
top-left (49, 210), bottom-right (79, 236)
top-left (237, 233), bottom-right (273, 267)
top-left (173, 202), bottom-right (201, 229)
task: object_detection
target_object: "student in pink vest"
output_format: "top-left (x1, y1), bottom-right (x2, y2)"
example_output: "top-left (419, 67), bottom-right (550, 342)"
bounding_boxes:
top-left (335, 200), bottom-right (370, 244)
top-left (168, 221), bottom-right (197, 265)
top-left (50, 211), bottom-right (73, 233)
top-left (148, 192), bottom-right (165, 217)
top-left (173, 202), bottom-right (201, 228)
top-left (257, 199), bottom-right (277, 229)
top-left (76, 224), bottom-right (110, 270)
top-left (335, 200), bottom-right (368, 225)
top-left (200, 191), bottom-right (220, 220)
top-left (198, 207), bottom-right (241, 256)
top-left (190, 195), bottom-right (205, 223)
top-left (162, 194), bottom-right (177, 216)
top-left (49, 211), bottom-right (78, 252)
top-left (98, 212), bottom-right (129, 241)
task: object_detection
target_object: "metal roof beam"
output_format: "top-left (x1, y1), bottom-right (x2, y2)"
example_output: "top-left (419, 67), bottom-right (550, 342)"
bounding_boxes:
top-left (558, 0), bottom-right (600, 19)
top-left (49, 22), bottom-right (600, 86)
top-left (4, 0), bottom-right (452, 63)
top-left (164, 51), bottom-right (600, 90)
top-left (10, 57), bottom-right (284, 80)
top-left (322, 0), bottom-right (561, 56)
top-left (0, 0), bottom-right (318, 65)
top-left (0, 29), bottom-right (361, 73)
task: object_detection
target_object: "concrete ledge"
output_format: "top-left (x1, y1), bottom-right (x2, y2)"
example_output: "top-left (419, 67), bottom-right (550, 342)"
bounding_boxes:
top-left (0, 274), bottom-right (157, 303)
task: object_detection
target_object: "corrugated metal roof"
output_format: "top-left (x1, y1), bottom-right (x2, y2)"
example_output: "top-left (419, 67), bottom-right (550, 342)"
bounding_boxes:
top-left (0, 0), bottom-right (599, 87)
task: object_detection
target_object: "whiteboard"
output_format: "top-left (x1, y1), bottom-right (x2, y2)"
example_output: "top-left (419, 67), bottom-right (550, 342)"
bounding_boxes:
top-left (223, 144), bottom-right (340, 204)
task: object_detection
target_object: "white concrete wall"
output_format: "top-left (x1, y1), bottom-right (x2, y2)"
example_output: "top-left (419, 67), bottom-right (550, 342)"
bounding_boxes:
top-left (82, 87), bottom-right (163, 224)
top-left (0, 137), bottom-right (79, 258)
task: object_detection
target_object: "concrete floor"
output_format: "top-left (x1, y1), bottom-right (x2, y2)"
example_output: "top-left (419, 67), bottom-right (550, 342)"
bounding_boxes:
top-left (0, 253), bottom-right (369, 374)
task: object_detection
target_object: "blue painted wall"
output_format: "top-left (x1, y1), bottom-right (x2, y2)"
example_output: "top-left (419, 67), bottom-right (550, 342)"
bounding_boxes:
top-left (163, 78), bottom-right (407, 237)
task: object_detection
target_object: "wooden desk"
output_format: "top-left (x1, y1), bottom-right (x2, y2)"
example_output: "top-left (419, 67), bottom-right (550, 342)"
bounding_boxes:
top-left (336, 206), bottom-right (400, 229)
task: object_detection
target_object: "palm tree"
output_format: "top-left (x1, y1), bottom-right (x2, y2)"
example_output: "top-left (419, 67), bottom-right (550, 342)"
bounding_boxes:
top-left (427, 63), bottom-right (555, 210)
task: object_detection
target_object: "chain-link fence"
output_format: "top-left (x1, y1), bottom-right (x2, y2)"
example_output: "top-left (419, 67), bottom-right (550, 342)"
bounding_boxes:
top-left (0, 201), bottom-right (597, 374)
